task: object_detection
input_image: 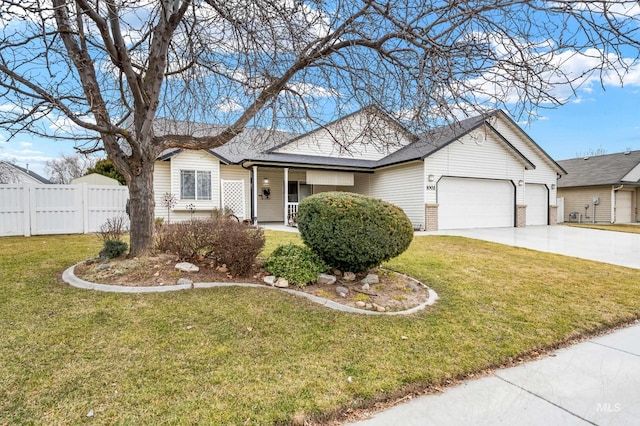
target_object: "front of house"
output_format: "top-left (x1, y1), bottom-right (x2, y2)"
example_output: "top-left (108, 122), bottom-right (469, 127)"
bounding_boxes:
top-left (153, 108), bottom-right (565, 231)
top-left (557, 151), bottom-right (640, 224)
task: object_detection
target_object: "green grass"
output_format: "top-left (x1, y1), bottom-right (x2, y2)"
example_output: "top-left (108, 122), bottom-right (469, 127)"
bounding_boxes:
top-left (564, 223), bottom-right (640, 234)
top-left (2, 231), bottom-right (640, 424)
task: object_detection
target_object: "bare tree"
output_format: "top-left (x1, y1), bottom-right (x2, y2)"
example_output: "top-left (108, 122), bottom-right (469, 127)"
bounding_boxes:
top-left (0, 161), bottom-right (20, 184)
top-left (576, 147), bottom-right (608, 158)
top-left (1, 1), bottom-right (639, 255)
top-left (45, 154), bottom-right (96, 184)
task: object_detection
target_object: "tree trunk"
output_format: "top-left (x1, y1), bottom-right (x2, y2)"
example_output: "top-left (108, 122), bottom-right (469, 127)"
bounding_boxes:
top-left (127, 162), bottom-right (156, 257)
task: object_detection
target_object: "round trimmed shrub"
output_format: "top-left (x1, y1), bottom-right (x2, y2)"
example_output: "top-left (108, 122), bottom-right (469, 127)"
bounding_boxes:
top-left (297, 192), bottom-right (414, 272)
top-left (263, 243), bottom-right (329, 287)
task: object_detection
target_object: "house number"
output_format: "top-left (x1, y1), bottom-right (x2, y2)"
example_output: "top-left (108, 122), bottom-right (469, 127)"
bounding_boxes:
top-left (425, 185), bottom-right (436, 191)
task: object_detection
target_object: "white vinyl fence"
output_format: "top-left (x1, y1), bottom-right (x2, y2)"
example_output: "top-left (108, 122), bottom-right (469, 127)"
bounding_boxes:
top-left (0, 183), bottom-right (129, 237)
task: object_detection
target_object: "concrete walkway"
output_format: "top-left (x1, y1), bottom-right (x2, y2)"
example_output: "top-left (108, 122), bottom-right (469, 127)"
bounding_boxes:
top-left (419, 226), bottom-right (640, 269)
top-left (349, 322), bottom-right (640, 425)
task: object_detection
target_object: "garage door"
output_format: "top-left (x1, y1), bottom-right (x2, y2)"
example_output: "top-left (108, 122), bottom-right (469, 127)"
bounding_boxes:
top-left (526, 184), bottom-right (548, 225)
top-left (615, 191), bottom-right (633, 223)
top-left (438, 177), bottom-right (514, 229)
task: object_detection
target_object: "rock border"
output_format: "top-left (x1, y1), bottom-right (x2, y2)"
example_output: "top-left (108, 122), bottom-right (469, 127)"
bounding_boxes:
top-left (62, 264), bottom-right (439, 316)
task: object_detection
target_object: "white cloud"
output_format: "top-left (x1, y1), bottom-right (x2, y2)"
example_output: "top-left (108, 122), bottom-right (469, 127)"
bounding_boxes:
top-left (20, 141), bottom-right (32, 147)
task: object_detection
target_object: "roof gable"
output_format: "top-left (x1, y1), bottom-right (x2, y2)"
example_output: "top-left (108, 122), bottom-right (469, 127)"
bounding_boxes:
top-left (271, 106), bottom-right (417, 161)
top-left (558, 150), bottom-right (640, 187)
top-left (0, 161), bottom-right (51, 184)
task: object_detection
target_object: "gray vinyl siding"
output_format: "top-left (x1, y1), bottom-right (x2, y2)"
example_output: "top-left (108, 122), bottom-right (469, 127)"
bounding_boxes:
top-left (256, 168), bottom-right (285, 222)
top-left (557, 186), bottom-right (612, 223)
top-left (368, 161), bottom-right (424, 228)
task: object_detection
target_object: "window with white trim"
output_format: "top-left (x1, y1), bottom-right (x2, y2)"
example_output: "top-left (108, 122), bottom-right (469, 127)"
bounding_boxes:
top-left (180, 170), bottom-right (211, 200)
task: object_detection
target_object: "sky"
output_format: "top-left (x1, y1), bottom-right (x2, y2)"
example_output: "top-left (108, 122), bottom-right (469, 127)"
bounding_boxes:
top-left (1, 83), bottom-right (638, 179)
top-left (1, 2), bottom-right (640, 179)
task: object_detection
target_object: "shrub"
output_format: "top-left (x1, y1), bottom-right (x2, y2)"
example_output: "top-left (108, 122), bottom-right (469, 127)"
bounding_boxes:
top-left (263, 243), bottom-right (329, 287)
top-left (297, 192), bottom-right (414, 272)
top-left (154, 219), bottom-right (264, 276)
top-left (100, 239), bottom-right (128, 259)
top-left (209, 220), bottom-right (265, 277)
top-left (97, 216), bottom-right (129, 258)
top-left (97, 216), bottom-right (128, 242)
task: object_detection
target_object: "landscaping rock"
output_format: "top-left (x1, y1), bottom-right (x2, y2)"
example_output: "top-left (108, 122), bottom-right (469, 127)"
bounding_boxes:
top-left (407, 282), bottom-right (419, 292)
top-left (361, 282), bottom-right (370, 291)
top-left (274, 277), bottom-right (289, 288)
top-left (317, 273), bottom-right (337, 285)
top-left (177, 278), bottom-right (193, 286)
top-left (175, 262), bottom-right (199, 273)
top-left (216, 265), bottom-right (229, 273)
top-left (361, 273), bottom-right (379, 285)
top-left (336, 286), bottom-right (349, 297)
top-left (96, 263), bottom-right (112, 271)
top-left (365, 303), bottom-right (373, 310)
top-left (343, 272), bottom-right (356, 281)
top-left (263, 275), bottom-right (276, 285)
top-left (372, 303), bottom-right (385, 312)
top-left (332, 268), bottom-right (343, 277)
top-left (355, 301), bottom-right (366, 308)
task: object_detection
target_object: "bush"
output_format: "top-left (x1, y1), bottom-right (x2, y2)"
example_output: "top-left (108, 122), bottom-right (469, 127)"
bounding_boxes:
top-left (97, 216), bottom-right (129, 258)
top-left (155, 219), bottom-right (264, 276)
top-left (297, 192), bottom-right (414, 272)
top-left (263, 243), bottom-right (329, 287)
top-left (100, 239), bottom-right (128, 259)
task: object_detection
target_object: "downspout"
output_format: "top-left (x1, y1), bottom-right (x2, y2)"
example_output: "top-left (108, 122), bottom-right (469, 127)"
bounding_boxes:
top-left (612, 184), bottom-right (624, 224)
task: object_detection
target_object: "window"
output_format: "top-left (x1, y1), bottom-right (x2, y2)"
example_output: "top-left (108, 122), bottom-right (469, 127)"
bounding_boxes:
top-left (180, 170), bottom-right (211, 200)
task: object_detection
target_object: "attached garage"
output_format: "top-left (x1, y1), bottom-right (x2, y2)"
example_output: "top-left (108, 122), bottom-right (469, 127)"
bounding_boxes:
top-left (615, 191), bottom-right (633, 223)
top-left (438, 177), bottom-right (515, 229)
top-left (526, 184), bottom-right (548, 225)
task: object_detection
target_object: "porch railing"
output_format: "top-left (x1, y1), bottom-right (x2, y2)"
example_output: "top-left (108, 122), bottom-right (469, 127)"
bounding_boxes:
top-left (287, 202), bottom-right (299, 226)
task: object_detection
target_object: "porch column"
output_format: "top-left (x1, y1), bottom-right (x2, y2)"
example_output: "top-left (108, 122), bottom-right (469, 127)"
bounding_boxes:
top-left (283, 167), bottom-right (289, 225)
top-left (252, 166), bottom-right (258, 224)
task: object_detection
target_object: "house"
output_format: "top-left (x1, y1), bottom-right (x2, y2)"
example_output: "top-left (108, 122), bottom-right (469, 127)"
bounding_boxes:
top-left (557, 150), bottom-right (640, 224)
top-left (70, 173), bottom-right (121, 186)
top-left (153, 107), bottom-right (565, 230)
top-left (0, 161), bottom-right (51, 184)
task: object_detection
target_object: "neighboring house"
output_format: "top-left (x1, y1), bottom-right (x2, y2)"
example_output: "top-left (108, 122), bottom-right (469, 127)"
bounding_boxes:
top-left (0, 161), bottom-right (51, 184)
top-left (557, 150), bottom-right (640, 224)
top-left (153, 107), bottom-right (565, 230)
top-left (71, 173), bottom-right (121, 186)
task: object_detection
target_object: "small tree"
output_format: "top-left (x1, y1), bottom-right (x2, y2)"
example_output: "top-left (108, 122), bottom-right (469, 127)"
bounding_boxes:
top-left (86, 158), bottom-right (127, 185)
top-left (160, 192), bottom-right (177, 224)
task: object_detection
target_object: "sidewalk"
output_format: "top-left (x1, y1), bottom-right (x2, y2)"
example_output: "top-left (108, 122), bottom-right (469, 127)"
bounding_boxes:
top-left (348, 322), bottom-right (640, 425)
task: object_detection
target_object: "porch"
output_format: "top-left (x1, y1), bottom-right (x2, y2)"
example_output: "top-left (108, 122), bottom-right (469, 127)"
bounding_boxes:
top-left (249, 166), bottom-right (365, 226)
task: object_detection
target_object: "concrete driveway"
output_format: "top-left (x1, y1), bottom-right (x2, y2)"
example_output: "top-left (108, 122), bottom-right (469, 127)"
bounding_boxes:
top-left (420, 225), bottom-right (640, 269)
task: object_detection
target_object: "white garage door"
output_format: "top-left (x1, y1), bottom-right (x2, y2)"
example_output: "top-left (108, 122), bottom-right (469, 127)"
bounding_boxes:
top-left (615, 191), bottom-right (633, 223)
top-left (526, 184), bottom-right (548, 225)
top-left (438, 177), bottom-right (514, 229)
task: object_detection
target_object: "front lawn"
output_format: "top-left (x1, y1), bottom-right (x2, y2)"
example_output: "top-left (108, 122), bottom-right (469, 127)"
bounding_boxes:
top-left (1, 231), bottom-right (640, 424)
